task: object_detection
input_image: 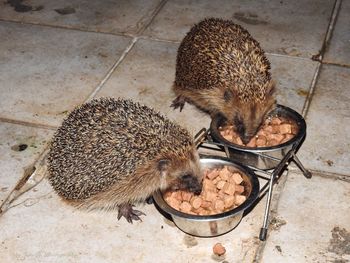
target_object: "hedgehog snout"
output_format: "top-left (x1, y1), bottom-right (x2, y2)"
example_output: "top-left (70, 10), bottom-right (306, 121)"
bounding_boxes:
top-left (234, 115), bottom-right (249, 143)
top-left (233, 112), bottom-right (263, 144)
top-left (237, 124), bottom-right (257, 144)
top-left (180, 174), bottom-right (202, 195)
top-left (242, 135), bottom-right (252, 145)
top-left (242, 126), bottom-right (260, 144)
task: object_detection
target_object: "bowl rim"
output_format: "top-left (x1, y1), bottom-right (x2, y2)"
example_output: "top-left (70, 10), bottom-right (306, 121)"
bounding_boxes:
top-left (152, 155), bottom-right (260, 221)
top-left (209, 104), bottom-right (306, 153)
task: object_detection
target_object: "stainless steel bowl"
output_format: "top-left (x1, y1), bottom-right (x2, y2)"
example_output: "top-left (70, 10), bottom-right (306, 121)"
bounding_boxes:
top-left (153, 156), bottom-right (259, 237)
top-left (209, 104), bottom-right (306, 170)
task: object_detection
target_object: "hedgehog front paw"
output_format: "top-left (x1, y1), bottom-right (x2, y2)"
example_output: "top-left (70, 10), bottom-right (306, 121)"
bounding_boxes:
top-left (171, 96), bottom-right (185, 112)
top-left (117, 203), bottom-right (146, 224)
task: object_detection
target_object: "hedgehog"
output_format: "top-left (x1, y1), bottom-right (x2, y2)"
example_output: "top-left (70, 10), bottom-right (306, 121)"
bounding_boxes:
top-left (48, 98), bottom-right (202, 223)
top-left (171, 18), bottom-right (276, 144)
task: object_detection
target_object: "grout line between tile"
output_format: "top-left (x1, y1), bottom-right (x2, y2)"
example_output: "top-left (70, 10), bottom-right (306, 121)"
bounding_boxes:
top-left (313, 0), bottom-right (342, 62)
top-left (324, 0), bottom-right (342, 53)
top-left (138, 35), bottom-right (181, 44)
top-left (301, 62), bottom-right (321, 117)
top-left (288, 163), bottom-right (350, 180)
top-left (322, 61), bottom-right (350, 68)
top-left (0, 117), bottom-right (58, 130)
top-left (0, 18), bottom-right (136, 38)
top-left (85, 37), bottom-right (139, 101)
top-left (265, 52), bottom-right (313, 61)
top-left (301, 0), bottom-right (342, 118)
top-left (136, 0), bottom-right (168, 35)
top-left (307, 169), bottom-right (350, 181)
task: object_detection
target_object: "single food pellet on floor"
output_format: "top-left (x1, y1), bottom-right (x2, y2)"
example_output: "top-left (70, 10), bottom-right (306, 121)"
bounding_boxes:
top-left (213, 243), bottom-right (226, 256)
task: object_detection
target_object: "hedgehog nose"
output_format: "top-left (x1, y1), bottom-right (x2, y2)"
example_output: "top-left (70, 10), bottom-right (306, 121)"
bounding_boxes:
top-left (191, 184), bottom-right (202, 195)
top-left (189, 179), bottom-right (202, 195)
top-left (242, 135), bottom-right (252, 145)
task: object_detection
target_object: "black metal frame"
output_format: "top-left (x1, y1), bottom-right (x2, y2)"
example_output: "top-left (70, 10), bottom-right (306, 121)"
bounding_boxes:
top-left (194, 128), bottom-right (312, 241)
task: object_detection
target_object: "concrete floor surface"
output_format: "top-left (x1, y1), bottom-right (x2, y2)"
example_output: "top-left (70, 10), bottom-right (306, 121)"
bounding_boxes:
top-left (0, 0), bottom-right (349, 262)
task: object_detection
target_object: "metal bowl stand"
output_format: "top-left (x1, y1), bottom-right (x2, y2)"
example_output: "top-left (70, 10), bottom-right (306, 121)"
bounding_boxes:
top-left (194, 128), bottom-right (312, 241)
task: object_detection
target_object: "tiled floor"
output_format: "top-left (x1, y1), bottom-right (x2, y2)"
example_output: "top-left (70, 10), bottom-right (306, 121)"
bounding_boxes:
top-left (0, 0), bottom-right (349, 262)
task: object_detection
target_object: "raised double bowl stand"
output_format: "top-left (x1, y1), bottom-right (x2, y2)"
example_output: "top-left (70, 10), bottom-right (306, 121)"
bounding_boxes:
top-left (194, 105), bottom-right (312, 241)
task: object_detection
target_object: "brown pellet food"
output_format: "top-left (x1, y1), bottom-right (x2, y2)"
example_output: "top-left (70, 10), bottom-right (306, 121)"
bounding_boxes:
top-left (219, 116), bottom-right (298, 147)
top-left (213, 243), bottom-right (226, 256)
top-left (163, 166), bottom-right (247, 216)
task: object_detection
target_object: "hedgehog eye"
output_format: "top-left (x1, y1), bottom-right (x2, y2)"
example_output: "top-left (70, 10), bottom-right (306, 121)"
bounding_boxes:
top-left (157, 159), bottom-right (170, 172)
top-left (234, 115), bottom-right (245, 135)
top-left (265, 81), bottom-right (276, 97)
top-left (223, 90), bottom-right (233, 102)
top-left (181, 174), bottom-right (192, 180)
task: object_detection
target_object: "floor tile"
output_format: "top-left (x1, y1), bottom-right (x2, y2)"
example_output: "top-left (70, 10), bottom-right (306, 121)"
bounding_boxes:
top-left (268, 56), bottom-right (318, 114)
top-left (144, 0), bottom-right (334, 57)
top-left (0, 0), bottom-right (162, 35)
top-left (0, 176), bottom-right (269, 263)
top-left (95, 38), bottom-right (211, 135)
top-left (0, 122), bottom-right (53, 206)
top-left (260, 172), bottom-right (350, 263)
top-left (323, 0), bottom-right (350, 66)
top-left (0, 21), bottom-right (132, 127)
top-left (299, 65), bottom-right (350, 176)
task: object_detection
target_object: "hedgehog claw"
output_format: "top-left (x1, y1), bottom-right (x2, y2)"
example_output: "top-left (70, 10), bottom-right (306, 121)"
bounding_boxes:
top-left (171, 96), bottom-right (185, 112)
top-left (118, 204), bottom-right (146, 224)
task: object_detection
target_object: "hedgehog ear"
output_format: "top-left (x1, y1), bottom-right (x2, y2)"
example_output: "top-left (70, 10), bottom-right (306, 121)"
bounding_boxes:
top-left (266, 80), bottom-right (276, 96)
top-left (157, 159), bottom-right (170, 172)
top-left (157, 159), bottom-right (170, 189)
top-left (223, 89), bottom-right (234, 102)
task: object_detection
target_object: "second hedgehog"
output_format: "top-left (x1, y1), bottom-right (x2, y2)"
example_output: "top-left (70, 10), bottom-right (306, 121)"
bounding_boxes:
top-left (172, 18), bottom-right (276, 144)
top-left (48, 98), bottom-right (202, 223)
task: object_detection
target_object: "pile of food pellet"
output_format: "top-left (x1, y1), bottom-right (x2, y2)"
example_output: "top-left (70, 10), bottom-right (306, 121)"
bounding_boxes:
top-left (163, 166), bottom-right (247, 215)
top-left (219, 116), bottom-right (298, 147)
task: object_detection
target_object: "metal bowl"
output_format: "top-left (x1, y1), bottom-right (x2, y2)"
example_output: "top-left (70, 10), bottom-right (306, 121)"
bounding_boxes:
top-left (209, 104), bottom-right (306, 170)
top-left (152, 156), bottom-right (260, 237)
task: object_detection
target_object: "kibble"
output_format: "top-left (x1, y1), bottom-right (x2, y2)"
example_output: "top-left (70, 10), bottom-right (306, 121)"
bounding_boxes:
top-left (190, 196), bottom-right (202, 209)
top-left (235, 195), bottom-right (247, 206)
top-left (213, 243), bottom-right (226, 256)
top-left (179, 201), bottom-right (192, 213)
top-left (163, 166), bottom-right (247, 216)
top-left (219, 116), bottom-right (298, 147)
